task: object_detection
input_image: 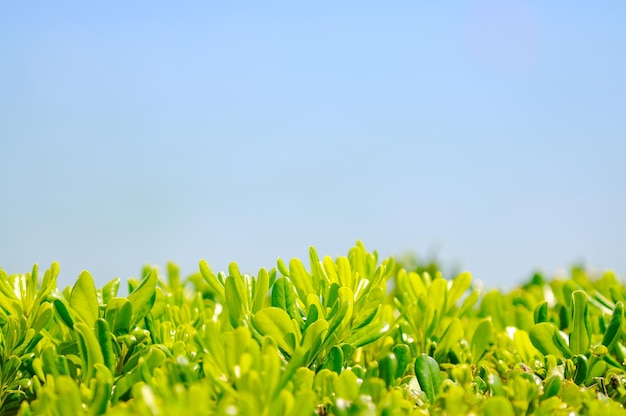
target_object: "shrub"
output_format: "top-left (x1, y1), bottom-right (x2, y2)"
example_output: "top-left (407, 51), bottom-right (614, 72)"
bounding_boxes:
top-left (1, 242), bottom-right (626, 415)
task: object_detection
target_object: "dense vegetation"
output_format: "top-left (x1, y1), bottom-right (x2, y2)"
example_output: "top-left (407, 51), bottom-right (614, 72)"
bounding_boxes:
top-left (2, 242), bottom-right (626, 415)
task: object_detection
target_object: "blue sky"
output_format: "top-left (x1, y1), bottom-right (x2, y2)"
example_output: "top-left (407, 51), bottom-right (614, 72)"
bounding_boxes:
top-left (1, 1), bottom-right (625, 289)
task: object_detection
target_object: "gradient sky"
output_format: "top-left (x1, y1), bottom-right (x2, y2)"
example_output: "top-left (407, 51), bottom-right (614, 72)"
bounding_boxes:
top-left (1, 1), bottom-right (625, 289)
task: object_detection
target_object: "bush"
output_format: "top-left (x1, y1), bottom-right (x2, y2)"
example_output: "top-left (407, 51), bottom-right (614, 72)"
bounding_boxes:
top-left (1, 242), bottom-right (626, 415)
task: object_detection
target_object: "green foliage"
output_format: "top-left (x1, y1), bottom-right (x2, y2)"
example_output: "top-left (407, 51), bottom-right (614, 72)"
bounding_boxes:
top-left (1, 243), bottom-right (626, 415)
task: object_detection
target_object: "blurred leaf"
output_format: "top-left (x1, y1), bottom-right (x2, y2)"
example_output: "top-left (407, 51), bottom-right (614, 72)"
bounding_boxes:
top-left (542, 375), bottom-right (562, 400)
top-left (484, 396), bottom-right (514, 416)
top-left (435, 318), bottom-right (463, 363)
top-left (321, 345), bottom-right (344, 374)
top-left (471, 318), bottom-right (493, 364)
top-left (447, 272), bottom-right (472, 312)
top-left (534, 301), bottom-right (548, 324)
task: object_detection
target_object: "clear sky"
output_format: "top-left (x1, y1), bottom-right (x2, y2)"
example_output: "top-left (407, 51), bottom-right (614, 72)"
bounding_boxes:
top-left (1, 1), bottom-right (625, 289)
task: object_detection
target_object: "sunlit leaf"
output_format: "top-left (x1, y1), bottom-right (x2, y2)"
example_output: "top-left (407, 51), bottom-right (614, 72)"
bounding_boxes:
top-left (127, 268), bottom-right (157, 326)
top-left (252, 307), bottom-right (299, 355)
top-left (69, 271), bottom-right (99, 325)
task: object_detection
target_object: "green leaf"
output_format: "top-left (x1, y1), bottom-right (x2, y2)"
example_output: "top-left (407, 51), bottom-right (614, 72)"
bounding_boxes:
top-left (414, 354), bottom-right (443, 404)
top-left (565, 355), bottom-right (587, 386)
top-left (277, 257), bottom-right (289, 277)
top-left (252, 307), bottom-right (299, 355)
top-left (571, 355), bottom-right (588, 385)
top-left (321, 345), bottom-right (344, 374)
top-left (225, 274), bottom-right (247, 327)
top-left (485, 372), bottom-right (506, 396)
top-left (353, 287), bottom-right (384, 329)
top-left (585, 359), bottom-right (607, 385)
top-left (222, 327), bottom-right (252, 377)
top-left (199, 260), bottom-right (225, 300)
top-left (336, 256), bottom-right (353, 290)
top-left (105, 297), bottom-right (132, 335)
top-left (95, 318), bottom-right (116, 374)
top-left (54, 376), bottom-right (85, 416)
top-left (304, 303), bottom-right (319, 332)
top-left (379, 353), bottom-right (398, 387)
top-left (301, 319), bottom-right (329, 366)
top-left (2, 355), bottom-right (22, 387)
top-left (41, 346), bottom-right (60, 377)
top-left (529, 322), bottom-right (572, 358)
top-left (542, 375), bottom-right (562, 400)
top-left (428, 277), bottom-right (448, 317)
top-left (392, 344), bottom-right (411, 379)
top-left (326, 283), bottom-right (340, 309)
top-left (289, 258), bottom-right (314, 301)
top-left (484, 396), bottom-right (514, 416)
top-left (272, 278), bottom-right (300, 321)
top-left (309, 246), bottom-right (326, 293)
top-left (434, 318), bottom-right (463, 363)
top-left (90, 364), bottom-right (113, 415)
top-left (334, 370), bottom-right (360, 401)
top-left (53, 298), bottom-right (75, 329)
top-left (101, 277), bottom-right (120, 306)
top-left (75, 322), bottom-right (105, 382)
top-left (514, 329), bottom-right (541, 363)
top-left (323, 256), bottom-right (339, 285)
top-left (324, 289), bottom-right (352, 344)
top-left (31, 301), bottom-right (54, 332)
top-left (166, 261), bottom-right (180, 288)
top-left (602, 301), bottom-right (623, 351)
top-left (0, 274), bottom-right (20, 316)
top-left (534, 301), bottom-right (549, 324)
top-left (457, 290), bottom-right (480, 318)
top-left (69, 270), bottom-right (99, 325)
top-left (273, 347), bottom-right (308, 401)
top-left (36, 261), bottom-right (60, 303)
top-left (151, 287), bottom-right (167, 319)
top-left (569, 290), bottom-right (591, 355)
top-left (127, 268), bottom-right (157, 326)
top-left (447, 272), bottom-right (472, 311)
top-left (252, 267), bottom-right (270, 313)
top-left (471, 318), bottom-right (493, 364)
top-left (345, 320), bottom-right (389, 349)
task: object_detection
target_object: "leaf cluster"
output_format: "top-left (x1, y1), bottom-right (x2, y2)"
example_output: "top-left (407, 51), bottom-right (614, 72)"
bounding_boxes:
top-left (1, 243), bottom-right (626, 415)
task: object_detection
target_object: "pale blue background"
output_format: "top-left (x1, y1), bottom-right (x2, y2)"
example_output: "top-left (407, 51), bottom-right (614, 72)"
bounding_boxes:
top-left (1, 1), bottom-right (625, 289)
